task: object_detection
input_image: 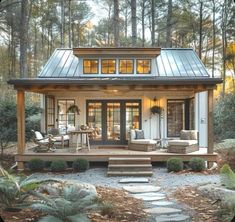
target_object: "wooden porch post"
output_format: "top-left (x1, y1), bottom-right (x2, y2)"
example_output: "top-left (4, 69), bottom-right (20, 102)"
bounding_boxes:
top-left (17, 90), bottom-right (25, 170)
top-left (207, 89), bottom-right (214, 167)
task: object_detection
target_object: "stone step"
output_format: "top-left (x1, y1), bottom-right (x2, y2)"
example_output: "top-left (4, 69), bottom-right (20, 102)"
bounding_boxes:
top-left (155, 214), bottom-right (191, 222)
top-left (151, 201), bottom-right (174, 206)
top-left (119, 178), bottom-right (149, 183)
top-left (144, 207), bottom-right (182, 215)
top-left (123, 185), bottom-right (161, 193)
top-left (107, 171), bottom-right (153, 176)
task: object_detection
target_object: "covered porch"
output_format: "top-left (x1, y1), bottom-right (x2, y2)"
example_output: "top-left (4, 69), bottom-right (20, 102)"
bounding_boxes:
top-left (8, 78), bottom-right (219, 170)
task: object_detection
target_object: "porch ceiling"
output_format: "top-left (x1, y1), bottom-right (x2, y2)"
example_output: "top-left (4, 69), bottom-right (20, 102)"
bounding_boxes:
top-left (8, 77), bottom-right (222, 93)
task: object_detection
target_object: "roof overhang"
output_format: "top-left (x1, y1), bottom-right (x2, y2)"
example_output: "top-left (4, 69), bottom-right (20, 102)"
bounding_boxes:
top-left (8, 77), bottom-right (223, 94)
top-left (73, 47), bottom-right (161, 57)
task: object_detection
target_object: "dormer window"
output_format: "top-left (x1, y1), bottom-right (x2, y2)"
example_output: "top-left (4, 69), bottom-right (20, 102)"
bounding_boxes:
top-left (102, 59), bottom-right (116, 74)
top-left (119, 59), bottom-right (134, 74)
top-left (83, 59), bottom-right (98, 74)
top-left (137, 59), bottom-right (151, 74)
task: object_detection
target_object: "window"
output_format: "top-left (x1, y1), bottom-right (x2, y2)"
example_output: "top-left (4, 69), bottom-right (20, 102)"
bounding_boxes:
top-left (58, 100), bottom-right (75, 134)
top-left (137, 59), bottom-right (151, 74)
top-left (167, 100), bottom-right (185, 137)
top-left (119, 59), bottom-right (134, 74)
top-left (101, 59), bottom-right (116, 74)
top-left (46, 96), bottom-right (55, 132)
top-left (83, 59), bottom-right (98, 74)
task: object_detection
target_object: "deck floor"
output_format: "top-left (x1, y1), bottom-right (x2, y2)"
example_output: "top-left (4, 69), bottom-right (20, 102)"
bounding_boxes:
top-left (16, 146), bottom-right (217, 163)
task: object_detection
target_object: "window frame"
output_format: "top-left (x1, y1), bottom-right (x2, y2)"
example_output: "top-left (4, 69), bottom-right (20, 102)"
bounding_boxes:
top-left (136, 59), bottom-right (151, 74)
top-left (83, 59), bottom-right (99, 74)
top-left (101, 59), bottom-right (116, 74)
top-left (57, 99), bottom-right (76, 134)
top-left (119, 59), bottom-right (134, 74)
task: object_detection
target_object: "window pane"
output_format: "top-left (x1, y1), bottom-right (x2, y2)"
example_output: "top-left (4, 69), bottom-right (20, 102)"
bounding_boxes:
top-left (58, 99), bottom-right (75, 134)
top-left (102, 59), bottom-right (116, 74)
top-left (83, 59), bottom-right (98, 74)
top-left (87, 102), bottom-right (102, 141)
top-left (167, 100), bottom-right (185, 137)
top-left (137, 59), bottom-right (151, 74)
top-left (119, 59), bottom-right (133, 74)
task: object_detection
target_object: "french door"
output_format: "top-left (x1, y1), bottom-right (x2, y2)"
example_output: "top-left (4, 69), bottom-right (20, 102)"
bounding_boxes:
top-left (87, 100), bottom-right (141, 145)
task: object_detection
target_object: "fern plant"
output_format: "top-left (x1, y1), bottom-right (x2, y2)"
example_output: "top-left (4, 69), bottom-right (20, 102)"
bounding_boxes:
top-left (30, 183), bottom-right (99, 222)
top-left (220, 164), bottom-right (235, 190)
top-left (0, 165), bottom-right (56, 209)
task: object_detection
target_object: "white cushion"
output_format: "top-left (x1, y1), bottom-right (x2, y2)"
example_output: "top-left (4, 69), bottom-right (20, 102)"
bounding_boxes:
top-left (54, 135), bottom-right (70, 141)
top-left (67, 126), bottom-right (76, 132)
top-left (130, 130), bottom-right (136, 141)
top-left (131, 139), bottom-right (157, 145)
top-left (168, 140), bottom-right (198, 146)
top-left (35, 131), bottom-right (43, 140)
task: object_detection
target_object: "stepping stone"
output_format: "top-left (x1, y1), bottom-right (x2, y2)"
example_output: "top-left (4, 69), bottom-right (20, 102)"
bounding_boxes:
top-left (133, 195), bottom-right (165, 201)
top-left (134, 192), bottom-right (166, 197)
top-left (151, 201), bottom-right (174, 206)
top-left (119, 178), bottom-right (149, 183)
top-left (123, 185), bottom-right (161, 193)
top-left (155, 214), bottom-right (191, 222)
top-left (144, 207), bottom-right (182, 215)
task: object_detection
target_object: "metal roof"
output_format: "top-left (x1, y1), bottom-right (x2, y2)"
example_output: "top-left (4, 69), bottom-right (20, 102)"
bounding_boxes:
top-left (38, 48), bottom-right (210, 78)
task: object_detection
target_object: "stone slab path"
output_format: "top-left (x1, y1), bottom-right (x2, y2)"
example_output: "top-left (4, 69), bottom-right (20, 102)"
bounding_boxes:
top-left (119, 178), bottom-right (149, 183)
top-left (119, 178), bottom-right (191, 222)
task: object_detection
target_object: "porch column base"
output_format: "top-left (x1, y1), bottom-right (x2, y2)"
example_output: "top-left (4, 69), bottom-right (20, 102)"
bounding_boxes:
top-left (17, 161), bottom-right (24, 171)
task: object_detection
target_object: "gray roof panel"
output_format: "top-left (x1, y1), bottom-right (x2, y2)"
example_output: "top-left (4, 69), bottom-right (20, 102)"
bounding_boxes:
top-left (38, 48), bottom-right (210, 78)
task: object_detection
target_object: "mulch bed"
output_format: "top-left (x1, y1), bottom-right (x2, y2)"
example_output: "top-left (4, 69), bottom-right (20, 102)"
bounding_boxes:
top-left (0, 186), bottom-right (146, 222)
top-left (172, 186), bottom-right (223, 222)
top-left (0, 154), bottom-right (15, 169)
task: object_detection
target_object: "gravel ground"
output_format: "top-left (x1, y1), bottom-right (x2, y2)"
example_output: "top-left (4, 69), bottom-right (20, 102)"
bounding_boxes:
top-left (30, 166), bottom-right (220, 191)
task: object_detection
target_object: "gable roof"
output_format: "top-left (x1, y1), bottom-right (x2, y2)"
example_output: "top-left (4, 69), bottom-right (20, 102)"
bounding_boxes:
top-left (38, 48), bottom-right (209, 78)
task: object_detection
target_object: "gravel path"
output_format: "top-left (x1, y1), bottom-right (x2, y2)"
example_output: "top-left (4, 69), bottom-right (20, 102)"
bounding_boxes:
top-left (31, 167), bottom-right (220, 191)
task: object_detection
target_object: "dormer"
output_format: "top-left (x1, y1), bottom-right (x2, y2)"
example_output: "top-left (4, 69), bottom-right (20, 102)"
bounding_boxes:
top-left (73, 47), bottom-right (161, 77)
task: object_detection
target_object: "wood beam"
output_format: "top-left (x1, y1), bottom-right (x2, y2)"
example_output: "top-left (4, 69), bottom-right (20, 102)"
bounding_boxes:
top-left (17, 90), bottom-right (25, 170)
top-left (207, 89), bottom-right (214, 154)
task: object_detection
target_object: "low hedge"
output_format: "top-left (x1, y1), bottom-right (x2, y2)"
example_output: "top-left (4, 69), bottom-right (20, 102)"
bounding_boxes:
top-left (50, 160), bottom-right (68, 172)
top-left (73, 159), bottom-right (89, 172)
top-left (28, 159), bottom-right (44, 171)
top-left (167, 158), bottom-right (183, 172)
top-left (189, 158), bottom-right (205, 172)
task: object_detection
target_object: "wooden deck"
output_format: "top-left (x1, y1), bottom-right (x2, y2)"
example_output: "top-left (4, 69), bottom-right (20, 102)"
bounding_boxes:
top-left (16, 146), bottom-right (218, 163)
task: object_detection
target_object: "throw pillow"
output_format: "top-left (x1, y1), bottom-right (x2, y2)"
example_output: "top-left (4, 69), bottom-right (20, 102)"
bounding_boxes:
top-left (180, 130), bottom-right (191, 140)
top-left (135, 130), bottom-right (145, 139)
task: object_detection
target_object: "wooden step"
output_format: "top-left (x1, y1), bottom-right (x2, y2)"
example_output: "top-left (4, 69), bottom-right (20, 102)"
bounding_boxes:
top-left (107, 157), bottom-right (153, 176)
top-left (107, 171), bottom-right (153, 176)
top-left (109, 157), bottom-right (151, 165)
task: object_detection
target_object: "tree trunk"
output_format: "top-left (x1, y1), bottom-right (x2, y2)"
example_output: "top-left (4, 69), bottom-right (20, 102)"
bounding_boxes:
top-left (19, 0), bottom-right (29, 78)
top-left (131, 0), bottom-right (137, 47)
top-left (151, 0), bottom-right (155, 46)
top-left (222, 0), bottom-right (227, 96)
top-left (212, 0), bottom-right (215, 78)
top-left (61, 0), bottom-right (65, 47)
top-left (198, 1), bottom-right (203, 59)
top-left (68, 0), bottom-right (72, 48)
top-left (141, 0), bottom-right (145, 47)
top-left (166, 0), bottom-right (172, 47)
top-left (114, 0), bottom-right (120, 47)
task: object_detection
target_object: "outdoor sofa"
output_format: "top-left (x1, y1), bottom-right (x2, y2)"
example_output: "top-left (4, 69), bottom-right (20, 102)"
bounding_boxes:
top-left (167, 130), bottom-right (199, 154)
top-left (128, 129), bottom-right (157, 152)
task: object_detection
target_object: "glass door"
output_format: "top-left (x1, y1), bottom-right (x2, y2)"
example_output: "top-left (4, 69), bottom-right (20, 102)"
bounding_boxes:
top-left (87, 100), bottom-right (141, 145)
top-left (106, 102), bottom-right (121, 141)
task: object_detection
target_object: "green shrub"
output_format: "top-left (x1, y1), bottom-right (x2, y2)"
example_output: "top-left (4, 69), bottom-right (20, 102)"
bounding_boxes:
top-left (220, 164), bottom-right (235, 190)
top-left (50, 160), bottom-right (68, 172)
top-left (189, 158), bottom-right (205, 172)
top-left (167, 158), bottom-right (183, 172)
top-left (28, 159), bottom-right (44, 171)
top-left (73, 159), bottom-right (89, 172)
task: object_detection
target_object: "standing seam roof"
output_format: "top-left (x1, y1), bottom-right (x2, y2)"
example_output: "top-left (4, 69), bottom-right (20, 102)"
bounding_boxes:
top-left (38, 48), bottom-right (210, 78)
